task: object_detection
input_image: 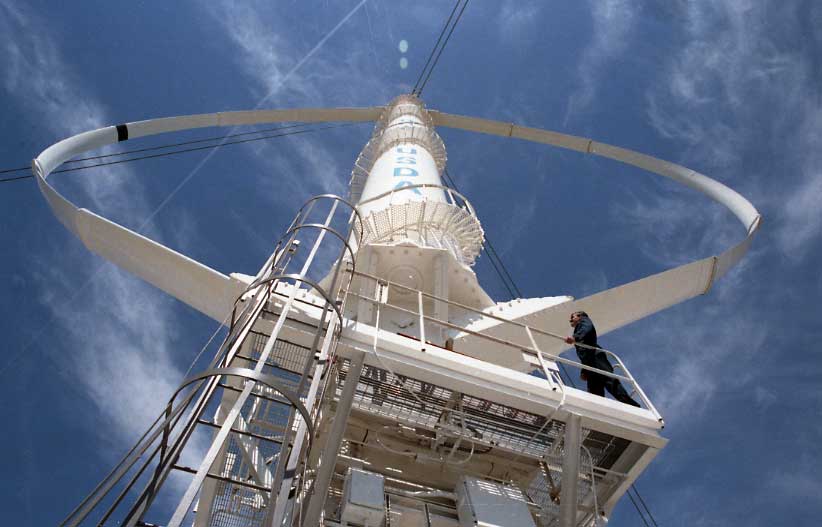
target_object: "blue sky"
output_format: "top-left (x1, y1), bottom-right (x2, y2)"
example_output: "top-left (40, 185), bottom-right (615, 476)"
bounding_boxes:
top-left (1, 1), bottom-right (820, 525)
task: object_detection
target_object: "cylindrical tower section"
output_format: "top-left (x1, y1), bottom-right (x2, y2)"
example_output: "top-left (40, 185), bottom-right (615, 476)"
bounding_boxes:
top-left (349, 95), bottom-right (484, 265)
top-left (358, 112), bottom-right (446, 215)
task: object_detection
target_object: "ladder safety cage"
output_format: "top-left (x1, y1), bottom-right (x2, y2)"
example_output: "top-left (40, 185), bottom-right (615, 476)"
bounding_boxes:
top-left (58, 195), bottom-right (363, 527)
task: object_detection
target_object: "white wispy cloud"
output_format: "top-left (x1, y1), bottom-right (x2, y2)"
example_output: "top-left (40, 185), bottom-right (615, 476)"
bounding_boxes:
top-left (610, 2), bottom-right (818, 423)
top-left (202, 0), bottom-right (402, 276)
top-left (34, 262), bottom-right (184, 437)
top-left (770, 467), bottom-right (822, 502)
top-left (776, 103), bottom-right (822, 258)
top-left (625, 284), bottom-right (769, 421)
top-left (0, 2), bottom-right (151, 221)
top-left (1, 1), bottom-right (191, 453)
top-left (207, 0), bottom-right (389, 108)
top-left (610, 182), bottom-right (768, 427)
top-left (613, 4), bottom-right (821, 516)
top-left (642, 1), bottom-right (822, 261)
top-left (210, 1), bottom-right (321, 105)
top-left (204, 0), bottom-right (391, 205)
top-left (613, 184), bottom-right (742, 268)
top-left (497, 1), bottom-right (542, 43)
top-left (564, 0), bottom-right (639, 124)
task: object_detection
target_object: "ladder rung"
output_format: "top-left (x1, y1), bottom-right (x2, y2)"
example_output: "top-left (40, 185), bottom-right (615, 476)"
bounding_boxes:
top-left (171, 465), bottom-right (272, 493)
top-left (196, 419), bottom-right (283, 444)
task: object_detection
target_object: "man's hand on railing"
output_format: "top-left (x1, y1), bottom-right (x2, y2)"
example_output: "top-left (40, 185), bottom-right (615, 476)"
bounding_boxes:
top-left (564, 336), bottom-right (574, 344)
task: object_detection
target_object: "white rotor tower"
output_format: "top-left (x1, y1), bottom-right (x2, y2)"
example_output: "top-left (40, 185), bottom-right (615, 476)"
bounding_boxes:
top-left (34, 95), bottom-right (759, 527)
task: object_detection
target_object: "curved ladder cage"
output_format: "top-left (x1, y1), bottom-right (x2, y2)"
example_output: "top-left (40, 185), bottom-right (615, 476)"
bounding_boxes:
top-left (58, 195), bottom-right (362, 527)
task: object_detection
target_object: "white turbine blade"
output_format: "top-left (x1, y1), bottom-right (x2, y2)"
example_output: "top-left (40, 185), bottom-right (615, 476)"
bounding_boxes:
top-left (431, 109), bottom-right (760, 366)
top-left (33, 108), bottom-right (383, 321)
top-left (34, 105), bottom-right (760, 330)
top-left (456, 242), bottom-right (746, 369)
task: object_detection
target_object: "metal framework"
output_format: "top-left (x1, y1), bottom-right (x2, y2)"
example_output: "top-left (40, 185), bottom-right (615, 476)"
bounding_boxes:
top-left (345, 267), bottom-right (662, 423)
top-left (32, 97), bottom-right (760, 527)
top-left (354, 183), bottom-right (484, 266)
top-left (349, 95), bottom-right (447, 204)
top-left (56, 195), bottom-right (363, 527)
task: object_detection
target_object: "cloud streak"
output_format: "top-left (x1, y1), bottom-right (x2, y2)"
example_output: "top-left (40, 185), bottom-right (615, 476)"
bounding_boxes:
top-left (0, 2), bottom-right (151, 222)
top-left (642, 1), bottom-right (822, 261)
top-left (1, 1), bottom-right (190, 453)
top-left (564, 0), bottom-right (639, 124)
top-left (203, 0), bottom-right (391, 206)
top-left (604, 5), bottom-right (822, 522)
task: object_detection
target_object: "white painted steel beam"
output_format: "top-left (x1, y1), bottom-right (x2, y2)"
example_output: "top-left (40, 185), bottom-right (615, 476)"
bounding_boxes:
top-left (559, 414), bottom-right (582, 527)
top-left (302, 350), bottom-right (366, 526)
top-left (32, 108), bottom-right (382, 323)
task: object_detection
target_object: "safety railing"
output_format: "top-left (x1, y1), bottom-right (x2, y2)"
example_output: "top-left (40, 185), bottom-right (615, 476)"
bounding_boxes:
top-left (345, 268), bottom-right (664, 424)
top-left (356, 182), bottom-right (478, 218)
top-left (354, 183), bottom-right (485, 265)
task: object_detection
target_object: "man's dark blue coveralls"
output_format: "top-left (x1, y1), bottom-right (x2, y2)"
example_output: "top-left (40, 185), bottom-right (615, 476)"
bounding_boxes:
top-left (571, 314), bottom-right (640, 407)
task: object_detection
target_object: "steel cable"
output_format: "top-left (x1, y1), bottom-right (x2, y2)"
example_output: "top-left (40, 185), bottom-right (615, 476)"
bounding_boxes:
top-left (441, 168), bottom-right (580, 388)
top-left (412, 0), bottom-right (470, 97)
top-left (1, 123), bottom-right (311, 177)
top-left (412, 0), bottom-right (462, 95)
top-left (0, 122), bottom-right (363, 183)
top-left (631, 484), bottom-right (661, 527)
top-left (627, 487), bottom-right (653, 527)
top-left (416, 0), bottom-right (470, 96)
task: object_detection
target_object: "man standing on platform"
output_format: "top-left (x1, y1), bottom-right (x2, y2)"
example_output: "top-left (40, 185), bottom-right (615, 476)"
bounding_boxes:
top-left (565, 311), bottom-right (640, 407)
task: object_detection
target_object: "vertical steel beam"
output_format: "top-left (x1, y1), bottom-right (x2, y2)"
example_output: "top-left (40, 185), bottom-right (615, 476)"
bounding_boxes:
top-left (559, 414), bottom-right (582, 527)
top-left (432, 252), bottom-right (448, 344)
top-left (418, 290), bottom-right (426, 351)
top-left (267, 312), bottom-right (342, 527)
top-left (356, 248), bottom-right (379, 325)
top-left (301, 350), bottom-right (366, 526)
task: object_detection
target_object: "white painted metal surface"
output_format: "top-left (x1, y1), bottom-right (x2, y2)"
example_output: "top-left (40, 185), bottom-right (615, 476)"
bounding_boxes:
top-left (358, 125), bottom-right (445, 214)
top-left (33, 103), bottom-right (759, 335)
top-left (341, 469), bottom-right (386, 526)
top-left (351, 96), bottom-right (484, 269)
top-left (33, 97), bottom-right (760, 527)
top-left (455, 476), bottom-right (536, 527)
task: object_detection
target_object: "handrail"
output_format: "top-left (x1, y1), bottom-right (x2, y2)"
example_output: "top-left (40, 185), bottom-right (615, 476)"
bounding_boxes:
top-left (349, 289), bottom-right (635, 384)
top-left (525, 326), bottom-right (561, 392)
top-left (351, 292), bottom-right (563, 459)
top-left (350, 267), bottom-right (642, 370)
top-left (356, 182), bottom-right (478, 218)
top-left (346, 269), bottom-right (663, 421)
